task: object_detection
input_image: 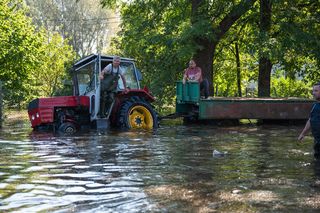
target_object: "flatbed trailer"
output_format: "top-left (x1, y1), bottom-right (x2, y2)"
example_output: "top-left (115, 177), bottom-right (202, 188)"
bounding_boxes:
top-left (174, 81), bottom-right (314, 123)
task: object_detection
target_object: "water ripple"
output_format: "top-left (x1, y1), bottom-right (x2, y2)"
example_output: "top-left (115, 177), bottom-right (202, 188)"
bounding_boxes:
top-left (0, 125), bottom-right (319, 212)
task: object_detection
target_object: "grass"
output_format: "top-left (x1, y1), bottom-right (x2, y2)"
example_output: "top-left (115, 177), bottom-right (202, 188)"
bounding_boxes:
top-left (1, 109), bottom-right (29, 127)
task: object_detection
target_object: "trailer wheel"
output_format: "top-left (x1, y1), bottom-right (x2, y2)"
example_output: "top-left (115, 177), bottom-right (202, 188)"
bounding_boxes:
top-left (58, 122), bottom-right (77, 134)
top-left (183, 114), bottom-right (199, 124)
top-left (118, 97), bottom-right (158, 130)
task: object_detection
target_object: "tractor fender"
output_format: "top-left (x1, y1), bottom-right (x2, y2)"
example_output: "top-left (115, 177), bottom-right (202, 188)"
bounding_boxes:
top-left (116, 89), bottom-right (155, 102)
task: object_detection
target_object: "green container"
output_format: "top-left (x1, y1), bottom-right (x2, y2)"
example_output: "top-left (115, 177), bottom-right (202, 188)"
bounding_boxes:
top-left (176, 81), bottom-right (200, 103)
top-left (176, 81), bottom-right (183, 101)
top-left (188, 82), bottom-right (200, 102)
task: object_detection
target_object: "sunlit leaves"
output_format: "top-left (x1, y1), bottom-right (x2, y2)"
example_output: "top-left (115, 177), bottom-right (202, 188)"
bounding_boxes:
top-left (32, 32), bottom-right (75, 99)
top-left (0, 0), bottom-right (75, 107)
top-left (0, 0), bottom-right (43, 106)
top-left (115, 0), bottom-right (193, 109)
top-left (213, 0), bottom-right (319, 97)
top-left (102, 0), bottom-right (319, 106)
top-left (26, 0), bottom-right (112, 58)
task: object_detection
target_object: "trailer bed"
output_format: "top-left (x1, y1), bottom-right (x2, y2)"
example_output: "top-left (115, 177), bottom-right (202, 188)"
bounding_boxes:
top-left (176, 81), bottom-right (314, 121)
top-left (198, 97), bottom-right (314, 120)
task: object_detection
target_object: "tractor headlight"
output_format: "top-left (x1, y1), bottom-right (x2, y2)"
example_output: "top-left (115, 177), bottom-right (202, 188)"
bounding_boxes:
top-left (36, 113), bottom-right (39, 118)
top-left (31, 115), bottom-right (35, 120)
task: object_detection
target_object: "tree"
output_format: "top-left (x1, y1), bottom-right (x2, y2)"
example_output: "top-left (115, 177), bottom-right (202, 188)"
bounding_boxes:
top-left (235, 42), bottom-right (242, 97)
top-left (257, 0), bottom-right (272, 97)
top-left (0, 0), bottom-right (44, 107)
top-left (0, 0), bottom-right (75, 107)
top-left (100, 0), bottom-right (319, 107)
top-left (100, 0), bottom-right (257, 108)
top-left (26, 0), bottom-right (114, 58)
top-left (274, 0), bottom-right (320, 83)
top-left (32, 32), bottom-right (75, 98)
top-left (190, 0), bottom-right (257, 94)
top-left (257, 0), bottom-right (320, 97)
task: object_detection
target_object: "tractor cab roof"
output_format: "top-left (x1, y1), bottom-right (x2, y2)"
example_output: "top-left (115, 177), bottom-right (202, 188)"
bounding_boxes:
top-left (73, 54), bottom-right (135, 71)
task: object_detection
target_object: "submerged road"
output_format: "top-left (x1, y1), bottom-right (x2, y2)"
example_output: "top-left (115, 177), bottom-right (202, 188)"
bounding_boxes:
top-left (0, 120), bottom-right (319, 212)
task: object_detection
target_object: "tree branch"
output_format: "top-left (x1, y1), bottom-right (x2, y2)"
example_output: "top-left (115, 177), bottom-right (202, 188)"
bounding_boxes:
top-left (215, 0), bottom-right (257, 41)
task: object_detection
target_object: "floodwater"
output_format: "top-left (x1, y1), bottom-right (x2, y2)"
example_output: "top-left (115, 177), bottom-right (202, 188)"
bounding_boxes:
top-left (0, 119), bottom-right (320, 213)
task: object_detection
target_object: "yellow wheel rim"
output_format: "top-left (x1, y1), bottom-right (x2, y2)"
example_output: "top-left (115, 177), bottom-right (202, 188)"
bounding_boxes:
top-left (128, 105), bottom-right (154, 129)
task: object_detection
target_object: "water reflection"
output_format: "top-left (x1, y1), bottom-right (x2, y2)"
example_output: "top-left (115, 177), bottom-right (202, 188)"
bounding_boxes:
top-left (0, 122), bottom-right (320, 212)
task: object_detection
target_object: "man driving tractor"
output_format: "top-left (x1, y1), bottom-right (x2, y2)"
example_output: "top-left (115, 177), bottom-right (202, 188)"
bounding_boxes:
top-left (99, 56), bottom-right (128, 118)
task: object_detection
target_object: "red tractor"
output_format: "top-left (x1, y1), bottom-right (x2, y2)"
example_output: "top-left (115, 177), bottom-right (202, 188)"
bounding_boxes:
top-left (27, 54), bottom-right (158, 133)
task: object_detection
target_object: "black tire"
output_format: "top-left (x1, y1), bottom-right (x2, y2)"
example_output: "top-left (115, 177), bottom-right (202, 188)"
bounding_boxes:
top-left (183, 115), bottom-right (198, 124)
top-left (117, 96), bottom-right (158, 130)
top-left (58, 122), bottom-right (77, 134)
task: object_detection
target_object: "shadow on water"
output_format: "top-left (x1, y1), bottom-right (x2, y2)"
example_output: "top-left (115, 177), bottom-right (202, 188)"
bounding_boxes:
top-left (0, 120), bottom-right (320, 212)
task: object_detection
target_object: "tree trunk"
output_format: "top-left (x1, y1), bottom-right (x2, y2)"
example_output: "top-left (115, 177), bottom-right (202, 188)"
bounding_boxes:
top-left (258, 0), bottom-right (272, 97)
top-left (258, 57), bottom-right (272, 96)
top-left (191, 0), bottom-right (257, 96)
top-left (235, 42), bottom-right (242, 97)
top-left (193, 39), bottom-right (216, 95)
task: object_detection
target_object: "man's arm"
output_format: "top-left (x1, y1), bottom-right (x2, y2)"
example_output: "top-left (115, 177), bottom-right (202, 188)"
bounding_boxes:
top-left (99, 64), bottom-right (111, 80)
top-left (118, 67), bottom-right (128, 92)
top-left (298, 119), bottom-right (311, 141)
top-left (120, 74), bottom-right (127, 89)
top-left (182, 69), bottom-right (188, 84)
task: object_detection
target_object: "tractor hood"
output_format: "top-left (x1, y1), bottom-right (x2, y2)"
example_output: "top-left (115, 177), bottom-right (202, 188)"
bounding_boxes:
top-left (27, 96), bottom-right (90, 128)
top-left (28, 96), bottom-right (90, 110)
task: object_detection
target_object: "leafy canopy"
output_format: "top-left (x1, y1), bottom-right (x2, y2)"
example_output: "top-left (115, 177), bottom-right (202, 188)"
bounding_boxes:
top-left (0, 0), bottom-right (75, 107)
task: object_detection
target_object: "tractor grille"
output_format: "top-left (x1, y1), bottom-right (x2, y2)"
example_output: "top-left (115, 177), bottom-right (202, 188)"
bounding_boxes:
top-left (28, 98), bottom-right (39, 111)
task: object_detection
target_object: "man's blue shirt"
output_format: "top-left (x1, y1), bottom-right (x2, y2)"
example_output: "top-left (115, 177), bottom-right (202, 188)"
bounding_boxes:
top-left (310, 102), bottom-right (320, 142)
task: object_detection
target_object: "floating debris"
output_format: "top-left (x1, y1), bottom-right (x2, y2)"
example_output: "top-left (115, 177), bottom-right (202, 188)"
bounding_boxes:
top-left (212, 149), bottom-right (227, 157)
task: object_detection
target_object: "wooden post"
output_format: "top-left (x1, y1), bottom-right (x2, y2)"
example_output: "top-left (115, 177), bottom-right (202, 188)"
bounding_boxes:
top-left (0, 81), bottom-right (2, 128)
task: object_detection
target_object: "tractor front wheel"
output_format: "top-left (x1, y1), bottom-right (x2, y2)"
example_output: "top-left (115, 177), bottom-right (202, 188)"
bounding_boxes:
top-left (58, 122), bottom-right (77, 134)
top-left (118, 97), bottom-right (158, 130)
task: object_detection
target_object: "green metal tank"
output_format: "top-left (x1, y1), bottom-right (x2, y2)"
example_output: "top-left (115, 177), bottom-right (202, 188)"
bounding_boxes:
top-left (176, 81), bottom-right (200, 103)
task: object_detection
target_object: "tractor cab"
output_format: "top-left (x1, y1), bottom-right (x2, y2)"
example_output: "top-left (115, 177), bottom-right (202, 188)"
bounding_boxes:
top-left (72, 54), bottom-right (142, 121)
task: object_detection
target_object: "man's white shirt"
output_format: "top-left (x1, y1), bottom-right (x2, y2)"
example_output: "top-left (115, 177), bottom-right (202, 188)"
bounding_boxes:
top-left (102, 64), bottom-right (126, 90)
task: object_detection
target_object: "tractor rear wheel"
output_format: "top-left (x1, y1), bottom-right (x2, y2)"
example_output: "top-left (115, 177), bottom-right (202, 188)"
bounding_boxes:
top-left (118, 97), bottom-right (158, 130)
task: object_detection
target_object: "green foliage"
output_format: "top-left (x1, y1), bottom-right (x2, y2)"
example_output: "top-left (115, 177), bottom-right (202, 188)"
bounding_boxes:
top-left (31, 32), bottom-right (75, 99)
top-left (100, 0), bottom-right (117, 8)
top-left (0, 0), bottom-right (44, 107)
top-left (271, 0), bottom-right (320, 78)
top-left (212, 0), bottom-right (320, 97)
top-left (113, 1), bottom-right (193, 111)
top-left (213, 21), bottom-right (259, 97)
top-left (26, 0), bottom-right (112, 58)
top-left (271, 77), bottom-right (311, 98)
top-left (0, 0), bottom-right (75, 108)
top-left (104, 0), bottom-right (319, 105)
top-left (103, 1), bottom-right (262, 110)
